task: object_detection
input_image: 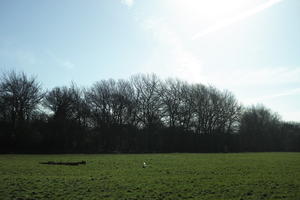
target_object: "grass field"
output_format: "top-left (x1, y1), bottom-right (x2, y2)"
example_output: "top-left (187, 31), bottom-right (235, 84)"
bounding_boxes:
top-left (0, 153), bottom-right (299, 200)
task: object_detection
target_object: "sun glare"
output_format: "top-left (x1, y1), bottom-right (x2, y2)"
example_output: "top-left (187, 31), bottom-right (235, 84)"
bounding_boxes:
top-left (166, 0), bottom-right (283, 40)
top-left (171, 0), bottom-right (249, 22)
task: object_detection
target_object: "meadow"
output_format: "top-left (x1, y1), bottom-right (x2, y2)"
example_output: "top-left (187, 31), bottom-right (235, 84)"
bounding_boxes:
top-left (0, 153), bottom-right (299, 200)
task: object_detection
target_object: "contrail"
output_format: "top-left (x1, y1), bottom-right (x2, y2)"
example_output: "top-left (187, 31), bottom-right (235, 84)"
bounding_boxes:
top-left (192, 0), bottom-right (284, 40)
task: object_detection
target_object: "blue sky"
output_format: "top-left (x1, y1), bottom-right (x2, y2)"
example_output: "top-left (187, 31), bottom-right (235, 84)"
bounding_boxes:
top-left (0, 0), bottom-right (299, 121)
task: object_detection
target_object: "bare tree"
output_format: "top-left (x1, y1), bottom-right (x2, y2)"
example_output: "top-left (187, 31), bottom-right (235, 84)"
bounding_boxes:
top-left (159, 78), bottom-right (183, 127)
top-left (190, 85), bottom-right (241, 135)
top-left (217, 90), bottom-right (241, 134)
top-left (111, 79), bottom-right (136, 126)
top-left (130, 74), bottom-right (162, 129)
top-left (0, 71), bottom-right (43, 127)
top-left (69, 83), bottom-right (90, 127)
top-left (43, 86), bottom-right (75, 120)
top-left (159, 78), bottom-right (194, 129)
top-left (239, 104), bottom-right (281, 151)
top-left (190, 83), bottom-right (210, 134)
top-left (86, 79), bottom-right (117, 127)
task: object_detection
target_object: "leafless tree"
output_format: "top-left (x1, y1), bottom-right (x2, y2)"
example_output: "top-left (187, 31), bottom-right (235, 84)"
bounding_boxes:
top-left (43, 86), bottom-right (75, 120)
top-left (112, 79), bottom-right (137, 126)
top-left (159, 78), bottom-right (185, 127)
top-left (130, 74), bottom-right (162, 129)
top-left (0, 71), bottom-right (43, 127)
top-left (85, 79), bottom-right (115, 127)
top-left (239, 105), bottom-right (281, 151)
top-left (190, 85), bottom-right (241, 135)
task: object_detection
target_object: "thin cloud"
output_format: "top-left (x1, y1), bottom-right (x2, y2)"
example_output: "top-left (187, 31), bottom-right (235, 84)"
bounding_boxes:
top-left (61, 60), bottom-right (75, 69)
top-left (247, 88), bottom-right (300, 103)
top-left (192, 0), bottom-right (284, 40)
top-left (46, 51), bottom-right (75, 70)
top-left (209, 67), bottom-right (300, 88)
top-left (0, 47), bottom-right (38, 66)
top-left (16, 50), bottom-right (37, 65)
top-left (120, 0), bottom-right (134, 7)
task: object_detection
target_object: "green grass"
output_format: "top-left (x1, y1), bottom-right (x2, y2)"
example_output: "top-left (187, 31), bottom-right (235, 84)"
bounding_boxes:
top-left (0, 153), bottom-right (299, 200)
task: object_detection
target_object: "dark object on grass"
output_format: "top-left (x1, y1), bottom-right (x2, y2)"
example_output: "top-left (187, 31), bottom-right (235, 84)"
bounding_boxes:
top-left (39, 161), bottom-right (86, 166)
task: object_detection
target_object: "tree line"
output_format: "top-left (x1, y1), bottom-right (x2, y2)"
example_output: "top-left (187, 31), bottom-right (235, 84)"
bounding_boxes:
top-left (0, 71), bottom-right (299, 153)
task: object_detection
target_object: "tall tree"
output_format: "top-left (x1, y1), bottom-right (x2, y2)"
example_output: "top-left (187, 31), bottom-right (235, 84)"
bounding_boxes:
top-left (44, 86), bottom-right (75, 121)
top-left (130, 74), bottom-right (162, 129)
top-left (239, 105), bottom-right (281, 151)
top-left (159, 78), bottom-right (187, 128)
top-left (0, 71), bottom-right (43, 127)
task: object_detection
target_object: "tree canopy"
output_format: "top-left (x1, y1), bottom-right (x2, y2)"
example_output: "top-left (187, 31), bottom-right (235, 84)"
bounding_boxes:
top-left (0, 71), bottom-right (299, 153)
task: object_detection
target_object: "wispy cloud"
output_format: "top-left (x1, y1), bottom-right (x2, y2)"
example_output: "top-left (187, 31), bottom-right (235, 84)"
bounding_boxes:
top-left (0, 46), bottom-right (38, 66)
top-left (16, 50), bottom-right (37, 65)
top-left (61, 60), bottom-right (75, 69)
top-left (209, 67), bottom-right (300, 88)
top-left (120, 0), bottom-right (134, 8)
top-left (46, 51), bottom-right (75, 69)
top-left (192, 0), bottom-right (284, 40)
top-left (247, 88), bottom-right (300, 103)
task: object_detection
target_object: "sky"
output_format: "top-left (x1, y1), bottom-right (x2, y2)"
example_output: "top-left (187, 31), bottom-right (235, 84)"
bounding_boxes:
top-left (0, 0), bottom-right (299, 122)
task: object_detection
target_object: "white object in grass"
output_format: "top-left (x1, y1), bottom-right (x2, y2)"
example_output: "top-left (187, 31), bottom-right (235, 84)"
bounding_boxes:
top-left (143, 162), bottom-right (147, 168)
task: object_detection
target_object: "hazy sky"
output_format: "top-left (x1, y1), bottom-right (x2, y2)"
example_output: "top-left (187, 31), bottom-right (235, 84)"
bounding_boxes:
top-left (0, 0), bottom-right (299, 121)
